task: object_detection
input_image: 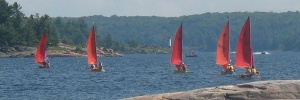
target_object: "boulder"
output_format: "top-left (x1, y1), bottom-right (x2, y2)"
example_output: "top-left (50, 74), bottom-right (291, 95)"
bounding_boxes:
top-left (123, 80), bottom-right (300, 100)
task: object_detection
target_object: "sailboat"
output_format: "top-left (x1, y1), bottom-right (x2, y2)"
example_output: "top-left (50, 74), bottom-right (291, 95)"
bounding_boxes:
top-left (35, 32), bottom-right (50, 68)
top-left (186, 51), bottom-right (197, 57)
top-left (171, 24), bottom-right (187, 73)
top-left (216, 21), bottom-right (235, 74)
top-left (87, 25), bottom-right (105, 72)
top-left (235, 17), bottom-right (258, 78)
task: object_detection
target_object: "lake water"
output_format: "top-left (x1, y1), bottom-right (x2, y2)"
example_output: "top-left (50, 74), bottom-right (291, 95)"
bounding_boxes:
top-left (0, 51), bottom-right (300, 99)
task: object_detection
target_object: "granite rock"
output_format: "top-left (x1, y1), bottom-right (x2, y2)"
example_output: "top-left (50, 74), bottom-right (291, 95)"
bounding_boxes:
top-left (123, 80), bottom-right (300, 100)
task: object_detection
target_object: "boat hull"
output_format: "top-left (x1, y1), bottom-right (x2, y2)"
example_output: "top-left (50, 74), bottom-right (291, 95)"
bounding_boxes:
top-left (221, 70), bottom-right (235, 75)
top-left (38, 63), bottom-right (50, 68)
top-left (39, 66), bottom-right (50, 68)
top-left (90, 68), bottom-right (105, 72)
top-left (186, 55), bottom-right (197, 57)
top-left (174, 70), bottom-right (188, 73)
top-left (240, 72), bottom-right (260, 78)
top-left (239, 74), bottom-right (252, 78)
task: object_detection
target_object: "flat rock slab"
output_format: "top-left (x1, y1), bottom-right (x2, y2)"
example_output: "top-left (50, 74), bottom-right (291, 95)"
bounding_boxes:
top-left (123, 80), bottom-right (300, 100)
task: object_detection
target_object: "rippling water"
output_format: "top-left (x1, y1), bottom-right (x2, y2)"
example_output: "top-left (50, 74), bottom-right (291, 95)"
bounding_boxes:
top-left (0, 51), bottom-right (300, 99)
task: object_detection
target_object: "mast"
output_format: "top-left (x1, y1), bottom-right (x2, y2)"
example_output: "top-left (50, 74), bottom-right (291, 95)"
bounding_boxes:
top-left (228, 20), bottom-right (230, 65)
top-left (169, 36), bottom-right (172, 49)
top-left (94, 22), bottom-right (98, 65)
top-left (249, 17), bottom-right (254, 68)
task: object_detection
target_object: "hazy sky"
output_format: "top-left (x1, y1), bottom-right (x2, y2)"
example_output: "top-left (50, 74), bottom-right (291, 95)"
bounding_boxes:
top-left (5, 0), bottom-right (300, 17)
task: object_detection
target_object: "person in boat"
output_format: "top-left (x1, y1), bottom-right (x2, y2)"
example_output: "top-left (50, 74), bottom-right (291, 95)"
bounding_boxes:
top-left (241, 67), bottom-right (252, 76)
top-left (246, 67), bottom-right (252, 74)
top-left (239, 67), bottom-right (252, 78)
top-left (181, 63), bottom-right (187, 70)
top-left (41, 57), bottom-right (49, 68)
top-left (90, 64), bottom-right (97, 69)
top-left (241, 66), bottom-right (260, 78)
top-left (251, 67), bottom-right (260, 75)
top-left (40, 60), bottom-right (49, 68)
top-left (221, 64), bottom-right (235, 73)
top-left (176, 63), bottom-right (187, 71)
top-left (99, 62), bottom-right (105, 71)
top-left (221, 64), bottom-right (227, 73)
top-left (42, 62), bottom-right (47, 68)
top-left (226, 64), bottom-right (235, 72)
top-left (46, 59), bottom-right (50, 67)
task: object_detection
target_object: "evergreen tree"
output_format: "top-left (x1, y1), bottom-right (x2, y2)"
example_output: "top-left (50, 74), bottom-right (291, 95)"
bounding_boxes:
top-left (104, 34), bottom-right (113, 48)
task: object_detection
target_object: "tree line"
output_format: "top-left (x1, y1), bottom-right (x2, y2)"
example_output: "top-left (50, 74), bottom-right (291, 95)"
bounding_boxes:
top-left (0, 0), bottom-right (126, 52)
top-left (1, 0), bottom-right (300, 53)
top-left (0, 0), bottom-right (59, 52)
top-left (77, 12), bottom-right (300, 52)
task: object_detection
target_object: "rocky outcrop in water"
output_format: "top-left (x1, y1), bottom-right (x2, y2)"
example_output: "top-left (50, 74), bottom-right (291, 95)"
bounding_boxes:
top-left (123, 80), bottom-right (300, 100)
top-left (0, 43), bottom-right (123, 58)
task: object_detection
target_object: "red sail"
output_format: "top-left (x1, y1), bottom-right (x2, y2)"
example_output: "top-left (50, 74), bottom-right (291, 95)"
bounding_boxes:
top-left (87, 26), bottom-right (98, 66)
top-left (216, 21), bottom-right (230, 67)
top-left (235, 17), bottom-right (254, 68)
top-left (35, 32), bottom-right (47, 65)
top-left (171, 24), bottom-right (183, 66)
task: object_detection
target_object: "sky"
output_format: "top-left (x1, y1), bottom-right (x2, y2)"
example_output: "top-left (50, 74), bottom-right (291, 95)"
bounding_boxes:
top-left (5, 0), bottom-right (300, 17)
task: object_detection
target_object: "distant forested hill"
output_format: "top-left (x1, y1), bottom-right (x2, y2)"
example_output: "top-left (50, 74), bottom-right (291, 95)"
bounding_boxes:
top-left (1, 0), bottom-right (300, 52)
top-left (0, 0), bottom-right (59, 53)
top-left (60, 11), bottom-right (300, 51)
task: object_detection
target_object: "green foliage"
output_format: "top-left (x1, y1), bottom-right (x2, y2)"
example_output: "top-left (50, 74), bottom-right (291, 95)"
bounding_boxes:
top-left (127, 39), bottom-right (139, 48)
top-left (104, 34), bottom-right (113, 48)
top-left (54, 18), bottom-right (89, 46)
top-left (0, 0), bottom-right (13, 24)
top-left (0, 0), bottom-right (59, 52)
top-left (79, 12), bottom-right (300, 51)
top-left (48, 46), bottom-right (66, 51)
top-left (74, 46), bottom-right (85, 54)
top-left (2, 0), bottom-right (300, 52)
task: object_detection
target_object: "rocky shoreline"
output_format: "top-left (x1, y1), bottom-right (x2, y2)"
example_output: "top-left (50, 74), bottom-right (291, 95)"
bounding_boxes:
top-left (0, 44), bottom-right (123, 58)
top-left (123, 80), bottom-right (300, 100)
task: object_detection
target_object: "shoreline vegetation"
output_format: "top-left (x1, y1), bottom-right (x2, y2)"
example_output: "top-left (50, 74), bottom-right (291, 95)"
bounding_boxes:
top-left (0, 43), bottom-right (124, 58)
top-left (123, 80), bottom-right (300, 100)
top-left (0, 43), bottom-right (171, 58)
